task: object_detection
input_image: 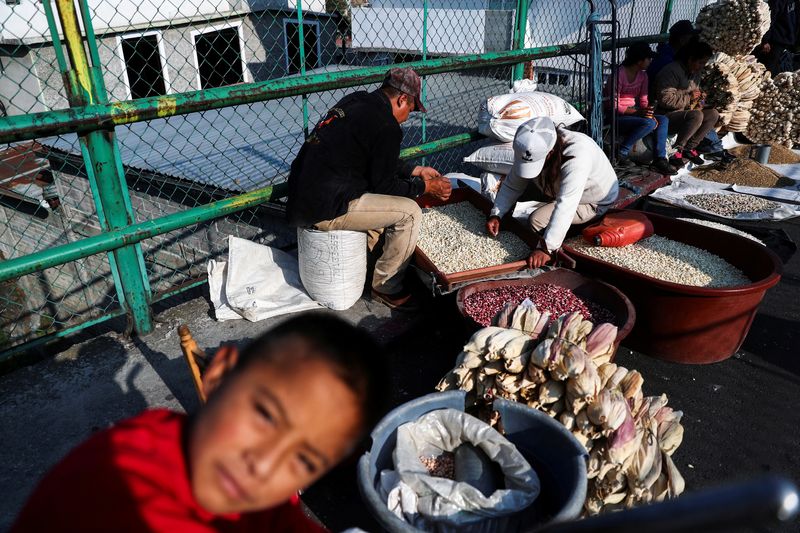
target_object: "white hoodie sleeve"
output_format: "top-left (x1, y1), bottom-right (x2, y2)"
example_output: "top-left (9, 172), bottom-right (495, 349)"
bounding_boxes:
top-left (541, 158), bottom-right (590, 253)
top-left (489, 169), bottom-right (528, 218)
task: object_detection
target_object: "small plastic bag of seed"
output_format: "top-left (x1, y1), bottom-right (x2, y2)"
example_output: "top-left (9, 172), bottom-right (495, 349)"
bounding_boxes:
top-left (384, 408), bottom-right (540, 530)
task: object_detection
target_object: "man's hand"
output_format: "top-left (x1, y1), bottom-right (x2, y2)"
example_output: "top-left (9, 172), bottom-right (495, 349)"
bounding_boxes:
top-left (691, 89), bottom-right (702, 100)
top-left (424, 176), bottom-right (452, 201)
top-left (761, 43), bottom-right (772, 54)
top-left (413, 166), bottom-right (443, 181)
top-left (486, 216), bottom-right (500, 237)
top-left (636, 106), bottom-right (655, 119)
top-left (526, 249), bottom-right (552, 269)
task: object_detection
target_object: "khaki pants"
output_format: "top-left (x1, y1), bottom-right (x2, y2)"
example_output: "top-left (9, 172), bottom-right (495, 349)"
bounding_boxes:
top-left (314, 193), bottom-right (421, 295)
top-left (528, 202), bottom-right (604, 233)
top-left (665, 109), bottom-right (720, 151)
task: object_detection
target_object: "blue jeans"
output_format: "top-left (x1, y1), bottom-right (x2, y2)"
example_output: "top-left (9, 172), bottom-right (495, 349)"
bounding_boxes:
top-left (696, 129), bottom-right (724, 154)
top-left (616, 114), bottom-right (668, 159)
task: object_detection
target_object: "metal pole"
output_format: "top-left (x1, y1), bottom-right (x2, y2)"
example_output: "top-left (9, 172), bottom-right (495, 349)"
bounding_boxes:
top-left (0, 35), bottom-right (666, 143)
top-left (50, 0), bottom-right (154, 335)
top-left (660, 0), bottom-right (675, 34)
top-left (421, 0), bottom-right (428, 165)
top-left (296, 0), bottom-right (310, 137)
top-left (587, 1), bottom-right (604, 146)
top-left (610, 0), bottom-right (618, 158)
top-left (511, 0), bottom-right (531, 83)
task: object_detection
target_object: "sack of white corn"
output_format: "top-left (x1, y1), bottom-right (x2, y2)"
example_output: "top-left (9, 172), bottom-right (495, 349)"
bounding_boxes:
top-left (695, 0), bottom-right (771, 57)
top-left (747, 70), bottom-right (800, 145)
top-left (437, 308), bottom-right (686, 515)
top-left (700, 52), bottom-right (766, 132)
top-left (464, 142), bottom-right (515, 174)
top-left (477, 92), bottom-right (584, 142)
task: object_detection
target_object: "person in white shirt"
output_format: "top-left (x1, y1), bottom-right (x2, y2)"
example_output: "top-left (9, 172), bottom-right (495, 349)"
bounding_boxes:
top-left (486, 117), bottom-right (619, 268)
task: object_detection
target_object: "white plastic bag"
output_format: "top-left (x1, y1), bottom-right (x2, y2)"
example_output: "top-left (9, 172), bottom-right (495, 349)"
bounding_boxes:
top-left (446, 172), bottom-right (482, 193)
top-left (297, 228), bottom-right (367, 310)
top-left (478, 92), bottom-right (584, 142)
top-left (510, 79), bottom-right (539, 93)
top-left (207, 236), bottom-right (321, 322)
top-left (464, 142), bottom-right (514, 174)
top-left (382, 408), bottom-right (540, 531)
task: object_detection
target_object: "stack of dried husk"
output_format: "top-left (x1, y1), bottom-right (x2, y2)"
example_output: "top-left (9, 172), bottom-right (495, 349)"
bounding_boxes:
top-left (747, 71), bottom-right (800, 145)
top-left (437, 302), bottom-right (686, 515)
top-left (695, 0), bottom-right (771, 57)
top-left (701, 52), bottom-right (766, 131)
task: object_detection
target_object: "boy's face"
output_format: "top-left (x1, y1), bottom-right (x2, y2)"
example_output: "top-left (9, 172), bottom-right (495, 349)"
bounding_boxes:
top-left (188, 339), bottom-right (363, 514)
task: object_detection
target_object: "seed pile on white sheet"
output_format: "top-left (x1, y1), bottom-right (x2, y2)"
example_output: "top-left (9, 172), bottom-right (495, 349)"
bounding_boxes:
top-left (568, 236), bottom-right (750, 287)
top-left (418, 203), bottom-right (529, 273)
top-left (677, 218), bottom-right (765, 245)
top-left (685, 193), bottom-right (781, 217)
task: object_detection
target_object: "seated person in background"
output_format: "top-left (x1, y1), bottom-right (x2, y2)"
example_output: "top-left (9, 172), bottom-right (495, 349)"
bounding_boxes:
top-left (486, 117), bottom-right (619, 269)
top-left (287, 67), bottom-right (451, 311)
top-left (654, 40), bottom-right (719, 168)
top-left (608, 42), bottom-right (677, 175)
top-left (754, 0), bottom-right (800, 75)
top-left (11, 313), bottom-right (389, 533)
top-left (649, 21), bottom-right (734, 164)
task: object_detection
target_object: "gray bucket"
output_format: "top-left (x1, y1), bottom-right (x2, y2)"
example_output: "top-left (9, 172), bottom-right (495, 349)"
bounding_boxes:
top-left (356, 391), bottom-right (588, 532)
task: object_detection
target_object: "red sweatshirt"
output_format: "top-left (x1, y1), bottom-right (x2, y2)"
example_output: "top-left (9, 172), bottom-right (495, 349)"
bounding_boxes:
top-left (11, 409), bottom-right (327, 533)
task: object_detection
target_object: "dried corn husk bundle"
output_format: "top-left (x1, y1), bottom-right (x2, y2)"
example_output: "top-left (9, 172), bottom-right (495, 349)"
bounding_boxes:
top-left (747, 70), bottom-right (800, 145)
top-left (701, 53), bottom-right (766, 131)
top-left (437, 307), bottom-right (686, 515)
top-left (695, 0), bottom-right (771, 57)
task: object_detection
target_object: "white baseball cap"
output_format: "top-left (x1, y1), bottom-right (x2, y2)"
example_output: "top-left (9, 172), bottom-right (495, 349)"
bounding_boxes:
top-left (512, 117), bottom-right (558, 179)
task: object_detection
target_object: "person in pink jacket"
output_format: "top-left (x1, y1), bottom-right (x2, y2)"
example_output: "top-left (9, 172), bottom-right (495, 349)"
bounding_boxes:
top-left (609, 42), bottom-right (677, 176)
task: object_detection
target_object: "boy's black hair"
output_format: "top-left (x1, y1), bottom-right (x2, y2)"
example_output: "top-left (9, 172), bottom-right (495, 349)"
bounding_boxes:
top-left (236, 313), bottom-right (390, 432)
top-left (677, 37), bottom-right (713, 62)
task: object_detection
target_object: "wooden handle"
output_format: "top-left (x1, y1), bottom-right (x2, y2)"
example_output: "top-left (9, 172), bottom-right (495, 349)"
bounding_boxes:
top-left (178, 324), bottom-right (207, 404)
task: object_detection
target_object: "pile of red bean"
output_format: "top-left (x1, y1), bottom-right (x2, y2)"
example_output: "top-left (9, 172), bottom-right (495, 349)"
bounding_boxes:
top-left (463, 283), bottom-right (615, 327)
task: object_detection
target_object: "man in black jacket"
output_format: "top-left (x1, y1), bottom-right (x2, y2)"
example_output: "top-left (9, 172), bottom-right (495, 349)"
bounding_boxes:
top-left (287, 67), bottom-right (451, 309)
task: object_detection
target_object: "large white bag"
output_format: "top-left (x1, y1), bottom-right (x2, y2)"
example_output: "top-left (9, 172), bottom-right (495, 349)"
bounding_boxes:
top-left (208, 236), bottom-right (320, 322)
top-left (464, 142), bottom-right (514, 174)
top-left (478, 92), bottom-right (584, 142)
top-left (297, 228), bottom-right (367, 310)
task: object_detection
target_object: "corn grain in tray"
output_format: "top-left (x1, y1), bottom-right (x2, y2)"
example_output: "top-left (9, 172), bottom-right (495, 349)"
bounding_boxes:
top-left (684, 193), bottom-right (781, 217)
top-left (418, 203), bottom-right (529, 274)
top-left (568, 235), bottom-right (750, 288)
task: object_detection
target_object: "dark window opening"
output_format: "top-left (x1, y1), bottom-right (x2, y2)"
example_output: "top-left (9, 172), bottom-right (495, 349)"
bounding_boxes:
top-left (558, 74), bottom-right (569, 86)
top-left (121, 34), bottom-right (166, 99)
top-left (537, 72), bottom-right (547, 85)
top-left (195, 27), bottom-right (244, 89)
top-left (285, 22), bottom-right (319, 75)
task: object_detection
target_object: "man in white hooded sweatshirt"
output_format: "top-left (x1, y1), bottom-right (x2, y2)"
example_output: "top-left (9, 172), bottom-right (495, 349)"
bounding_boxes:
top-left (486, 117), bottom-right (619, 268)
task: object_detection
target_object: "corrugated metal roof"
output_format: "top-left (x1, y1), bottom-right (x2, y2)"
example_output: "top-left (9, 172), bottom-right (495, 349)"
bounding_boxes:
top-left (42, 71), bottom-right (511, 193)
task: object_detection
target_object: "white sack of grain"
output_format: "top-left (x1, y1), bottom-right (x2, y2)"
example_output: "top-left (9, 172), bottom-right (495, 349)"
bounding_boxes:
top-left (381, 408), bottom-right (540, 529)
top-left (478, 92), bottom-right (584, 142)
top-left (297, 228), bottom-right (366, 310)
top-left (464, 142), bottom-right (515, 174)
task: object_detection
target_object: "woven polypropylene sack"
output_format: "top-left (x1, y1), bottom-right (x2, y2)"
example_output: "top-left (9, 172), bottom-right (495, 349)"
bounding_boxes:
top-left (464, 142), bottom-right (514, 174)
top-left (297, 228), bottom-right (367, 310)
top-left (478, 92), bottom-right (585, 142)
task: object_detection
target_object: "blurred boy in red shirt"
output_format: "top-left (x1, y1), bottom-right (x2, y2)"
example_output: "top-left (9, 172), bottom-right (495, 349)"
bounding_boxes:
top-left (11, 314), bottom-right (389, 532)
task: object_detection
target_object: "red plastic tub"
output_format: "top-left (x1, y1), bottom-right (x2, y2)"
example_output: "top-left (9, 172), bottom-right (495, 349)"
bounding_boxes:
top-left (455, 269), bottom-right (636, 361)
top-left (562, 210), bottom-right (783, 364)
top-left (415, 187), bottom-right (540, 292)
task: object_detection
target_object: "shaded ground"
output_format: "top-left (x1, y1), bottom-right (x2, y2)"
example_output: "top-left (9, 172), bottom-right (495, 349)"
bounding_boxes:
top-left (0, 211), bottom-right (798, 531)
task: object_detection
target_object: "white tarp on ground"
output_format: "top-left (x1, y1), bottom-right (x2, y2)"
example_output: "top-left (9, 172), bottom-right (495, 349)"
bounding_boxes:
top-left (650, 177), bottom-right (800, 220)
top-left (208, 236), bottom-right (320, 322)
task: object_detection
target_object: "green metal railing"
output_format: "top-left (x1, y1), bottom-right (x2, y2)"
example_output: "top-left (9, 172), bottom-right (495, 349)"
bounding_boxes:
top-left (0, 0), bottom-right (693, 362)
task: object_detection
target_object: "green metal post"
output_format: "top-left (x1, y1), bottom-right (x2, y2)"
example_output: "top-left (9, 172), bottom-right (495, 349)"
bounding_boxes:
top-left (421, 0), bottom-right (428, 165)
top-left (50, 0), bottom-right (154, 334)
top-left (511, 0), bottom-right (531, 82)
top-left (660, 0), bottom-right (675, 34)
top-left (296, 0), bottom-right (310, 137)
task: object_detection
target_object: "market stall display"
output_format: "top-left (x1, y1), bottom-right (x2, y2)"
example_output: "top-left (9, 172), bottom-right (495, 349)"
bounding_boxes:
top-left (437, 322), bottom-right (686, 515)
top-left (729, 143), bottom-right (800, 164)
top-left (563, 210), bottom-right (782, 362)
top-left (695, 0), bottom-right (771, 57)
top-left (699, 52), bottom-right (765, 131)
top-left (677, 218), bottom-right (765, 245)
top-left (690, 158), bottom-right (794, 188)
top-left (747, 71), bottom-right (800, 145)
top-left (567, 235), bottom-right (750, 288)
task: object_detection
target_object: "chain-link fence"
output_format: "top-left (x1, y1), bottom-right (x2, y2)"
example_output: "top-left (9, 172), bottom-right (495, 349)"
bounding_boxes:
top-left (0, 0), bottom-right (712, 358)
